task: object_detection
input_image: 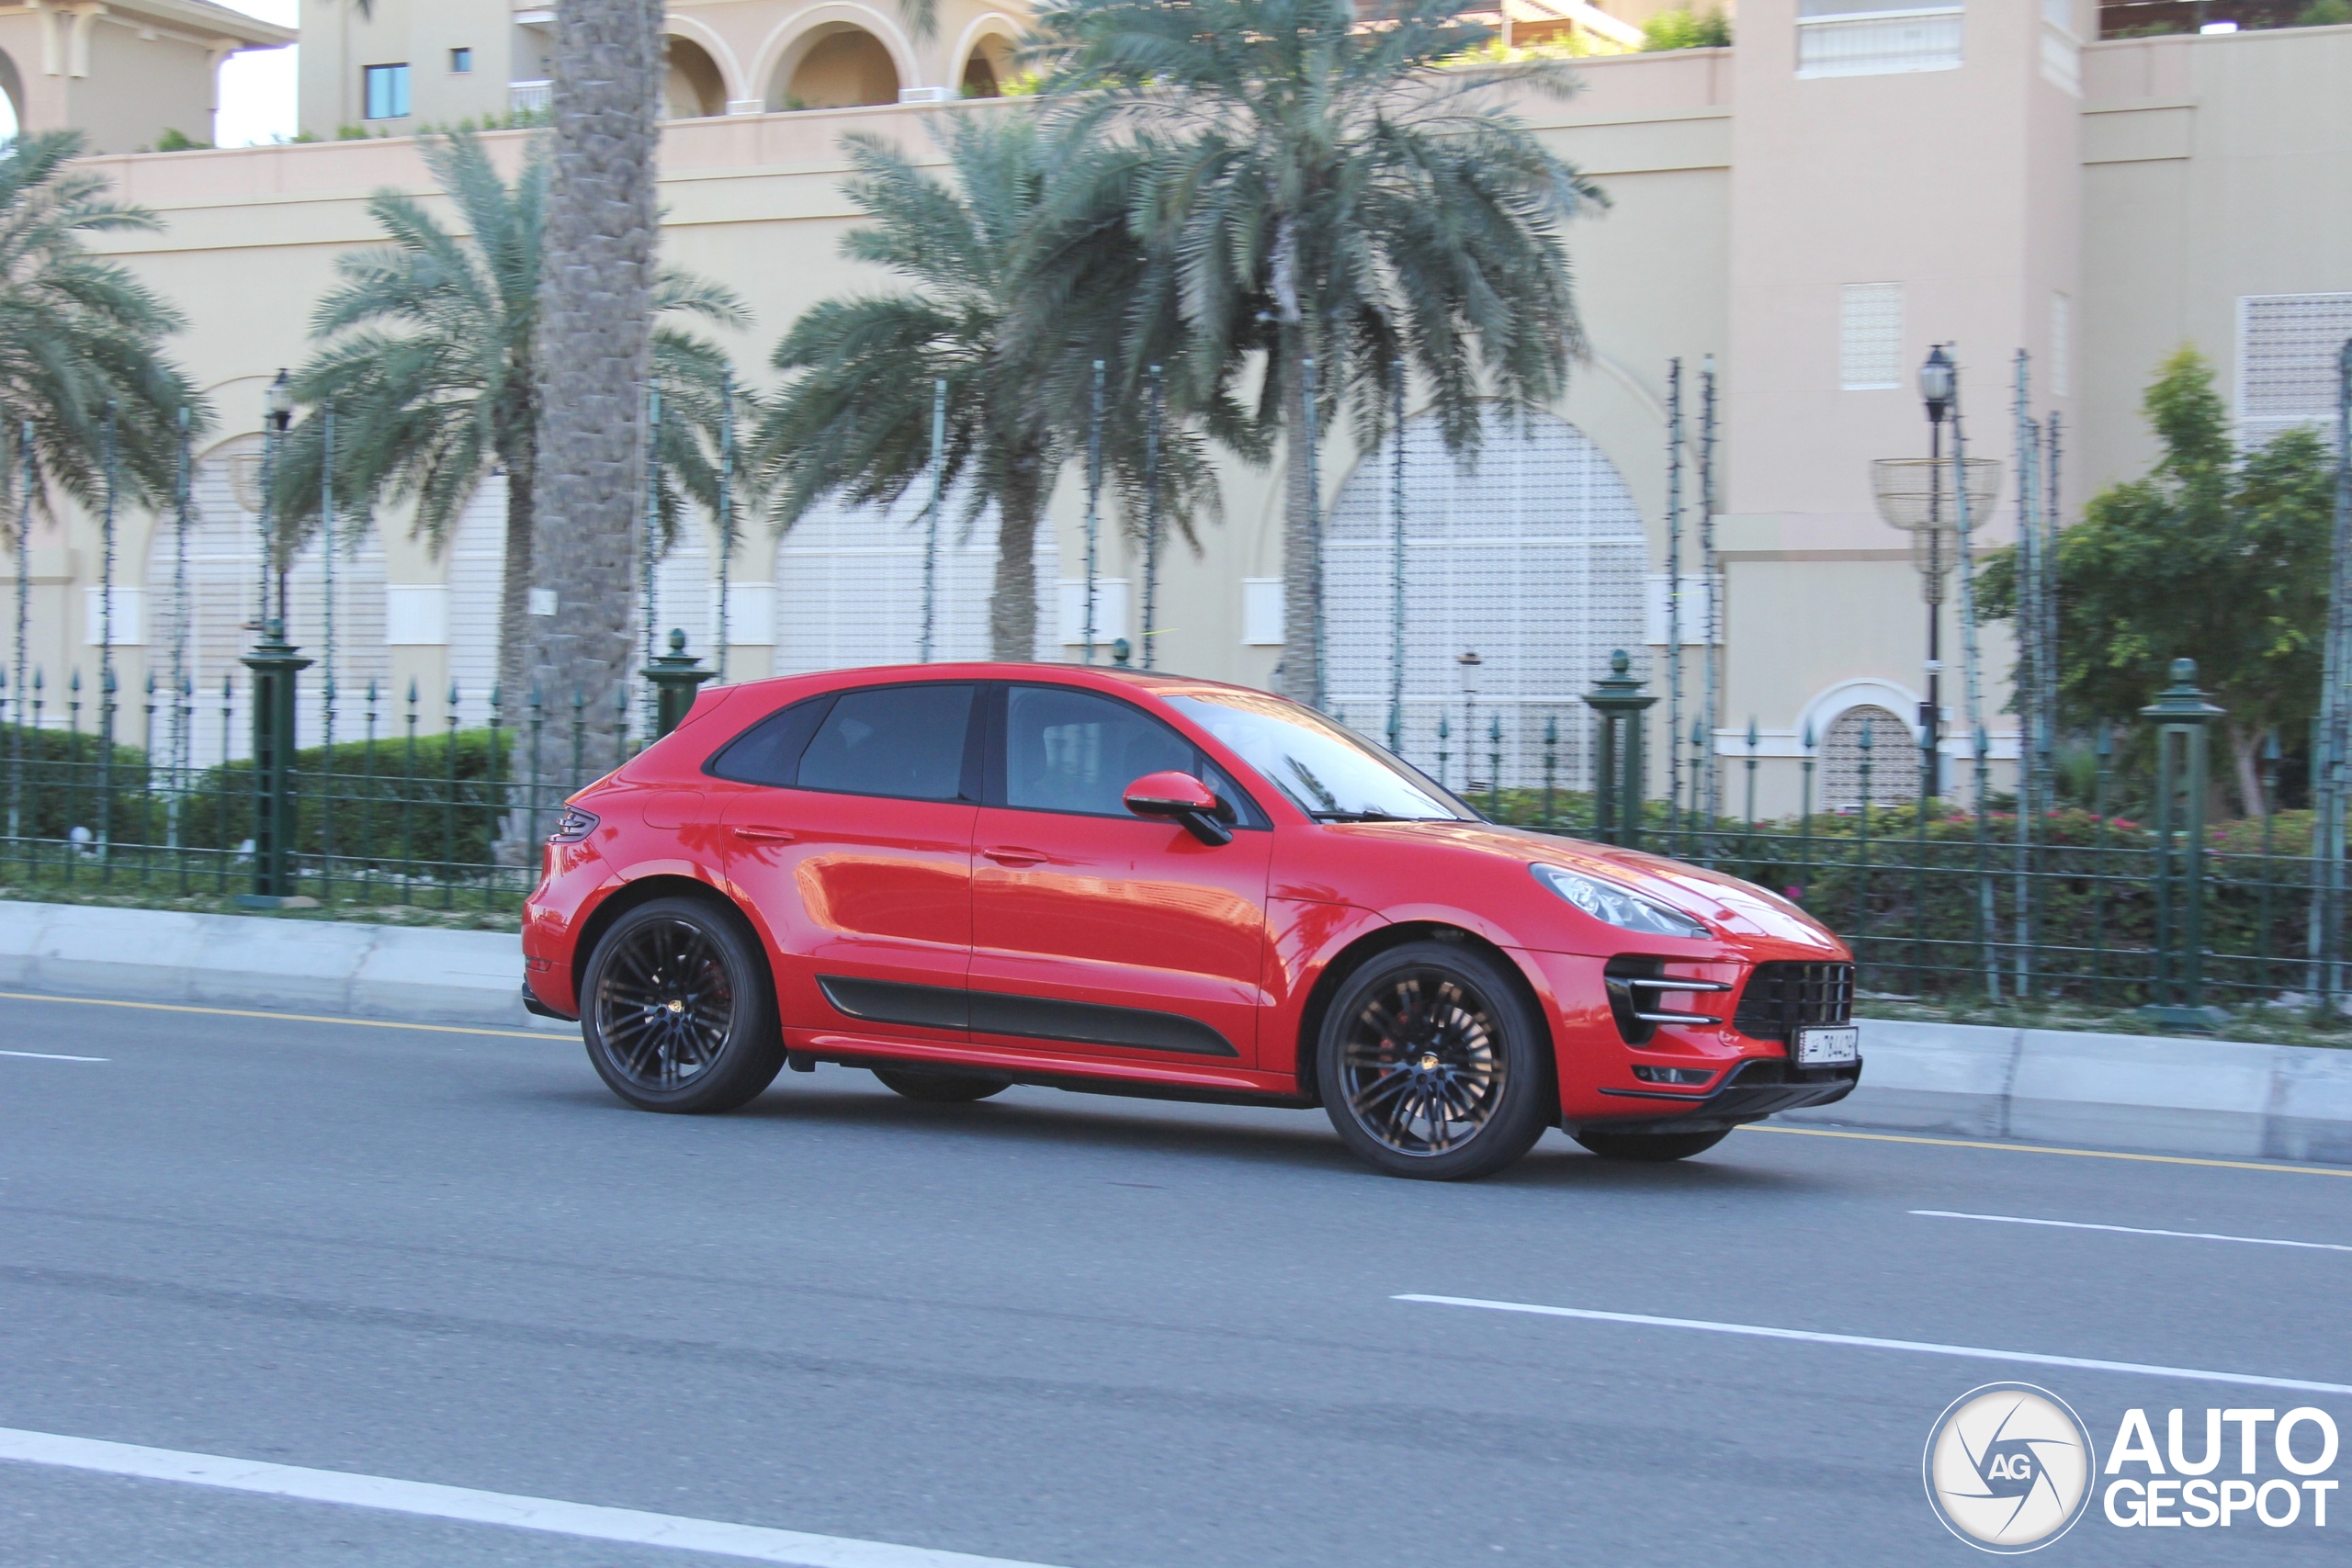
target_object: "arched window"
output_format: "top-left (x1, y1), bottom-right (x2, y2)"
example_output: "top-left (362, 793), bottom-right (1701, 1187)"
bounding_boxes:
top-left (665, 36), bottom-right (727, 118)
top-left (772, 25), bottom-right (899, 110)
top-left (771, 489), bottom-right (1057, 672)
top-left (146, 434), bottom-right (389, 767)
top-left (1322, 406), bottom-right (1646, 791)
top-left (1819, 704), bottom-right (1921, 808)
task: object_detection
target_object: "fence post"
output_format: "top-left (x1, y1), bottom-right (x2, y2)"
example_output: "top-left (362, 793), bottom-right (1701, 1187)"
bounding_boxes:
top-left (1797, 719), bottom-right (1815, 906)
top-left (1436, 715), bottom-right (1450, 792)
top-left (2141, 658), bottom-right (2228, 1031)
top-left (2091, 720), bottom-right (2111, 1006)
top-left (1582, 650), bottom-right (1654, 849)
top-left (443, 681), bottom-right (459, 910)
top-left (1541, 716), bottom-right (1557, 829)
top-left (642, 629), bottom-right (717, 739)
top-left (1487, 714), bottom-right (1502, 821)
top-left (1854, 719), bottom-right (1873, 969)
top-left (240, 619), bottom-right (311, 905)
top-left (527, 682), bottom-right (546, 845)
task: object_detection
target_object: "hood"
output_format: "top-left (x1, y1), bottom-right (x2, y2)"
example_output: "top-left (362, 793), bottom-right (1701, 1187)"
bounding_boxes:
top-left (1340, 818), bottom-right (1843, 951)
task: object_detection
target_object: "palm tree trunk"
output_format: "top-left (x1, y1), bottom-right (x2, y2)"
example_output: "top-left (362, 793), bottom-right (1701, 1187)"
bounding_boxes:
top-left (989, 447), bottom-right (1044, 661)
top-left (525, 0), bottom-right (663, 768)
top-left (496, 439), bottom-right (537, 717)
top-left (1277, 334), bottom-right (1320, 705)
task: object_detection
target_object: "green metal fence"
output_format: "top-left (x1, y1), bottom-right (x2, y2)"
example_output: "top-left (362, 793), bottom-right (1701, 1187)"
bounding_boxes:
top-left (1, 634), bottom-right (2345, 1024)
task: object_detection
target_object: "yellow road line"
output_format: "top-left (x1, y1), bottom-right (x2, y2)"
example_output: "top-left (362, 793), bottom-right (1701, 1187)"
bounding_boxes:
top-left (0, 989), bottom-right (560, 1042)
top-left (1739, 1122), bottom-right (2352, 1179)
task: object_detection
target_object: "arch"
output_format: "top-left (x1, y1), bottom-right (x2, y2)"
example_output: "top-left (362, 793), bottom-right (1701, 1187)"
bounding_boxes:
top-left (1819, 704), bottom-right (1922, 808)
top-left (661, 15), bottom-right (746, 106)
top-left (753, 6), bottom-right (918, 110)
top-left (1795, 676), bottom-right (1923, 752)
top-left (147, 432), bottom-right (390, 768)
top-left (770, 487), bottom-right (1057, 672)
top-left (0, 49), bottom-right (20, 141)
top-left (664, 35), bottom-right (729, 119)
top-left (949, 13), bottom-right (1021, 96)
top-left (1322, 404), bottom-right (1647, 791)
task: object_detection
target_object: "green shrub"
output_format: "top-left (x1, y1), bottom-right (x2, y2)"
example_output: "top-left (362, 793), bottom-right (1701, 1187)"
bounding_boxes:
top-left (1642, 9), bottom-right (1734, 50)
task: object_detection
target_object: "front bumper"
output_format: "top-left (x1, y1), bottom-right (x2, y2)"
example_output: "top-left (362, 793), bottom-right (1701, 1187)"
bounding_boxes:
top-left (1577, 1057), bottom-right (1860, 1134)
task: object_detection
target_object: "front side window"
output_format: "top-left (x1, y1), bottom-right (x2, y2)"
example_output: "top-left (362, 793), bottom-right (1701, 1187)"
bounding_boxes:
top-left (1004, 686), bottom-right (1201, 817)
top-left (796, 684), bottom-right (976, 802)
top-left (364, 62), bottom-right (412, 119)
top-left (1166, 691), bottom-right (1471, 823)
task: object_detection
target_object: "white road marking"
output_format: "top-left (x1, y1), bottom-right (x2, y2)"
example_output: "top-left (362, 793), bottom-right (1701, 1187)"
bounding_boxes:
top-left (1395, 1294), bottom-right (2352, 1396)
top-left (0, 1426), bottom-right (1067, 1568)
top-left (1914, 1208), bottom-right (2352, 1254)
top-left (0, 1050), bottom-right (107, 1062)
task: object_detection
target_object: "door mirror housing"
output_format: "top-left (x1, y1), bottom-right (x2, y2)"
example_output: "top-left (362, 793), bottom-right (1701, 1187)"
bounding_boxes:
top-left (1123, 770), bottom-right (1235, 846)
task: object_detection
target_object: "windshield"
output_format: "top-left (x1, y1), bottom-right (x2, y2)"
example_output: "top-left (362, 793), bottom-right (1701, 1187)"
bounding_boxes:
top-left (1165, 692), bottom-right (1475, 822)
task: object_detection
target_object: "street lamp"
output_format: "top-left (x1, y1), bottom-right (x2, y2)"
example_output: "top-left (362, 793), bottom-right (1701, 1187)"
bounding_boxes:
top-left (1870, 346), bottom-right (1997, 802)
top-left (261, 369), bottom-right (293, 632)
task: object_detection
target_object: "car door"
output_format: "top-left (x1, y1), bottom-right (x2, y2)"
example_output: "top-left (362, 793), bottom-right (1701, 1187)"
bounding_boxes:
top-left (967, 682), bottom-right (1274, 1067)
top-left (710, 681), bottom-right (982, 1043)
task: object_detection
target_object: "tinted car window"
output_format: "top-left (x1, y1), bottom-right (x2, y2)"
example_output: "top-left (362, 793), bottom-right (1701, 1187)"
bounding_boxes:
top-left (1003, 685), bottom-right (1260, 824)
top-left (797, 684), bottom-right (978, 801)
top-left (707, 695), bottom-right (832, 786)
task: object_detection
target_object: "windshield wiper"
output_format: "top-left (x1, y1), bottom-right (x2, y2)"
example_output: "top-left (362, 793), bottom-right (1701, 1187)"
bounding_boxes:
top-left (1308, 808), bottom-right (1408, 822)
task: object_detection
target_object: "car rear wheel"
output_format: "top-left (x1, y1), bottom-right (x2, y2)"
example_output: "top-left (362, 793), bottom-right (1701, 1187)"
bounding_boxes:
top-left (1572, 1127), bottom-right (1732, 1162)
top-left (1317, 941), bottom-right (1553, 1181)
top-left (582, 897), bottom-right (784, 1114)
top-left (872, 1067), bottom-right (1012, 1103)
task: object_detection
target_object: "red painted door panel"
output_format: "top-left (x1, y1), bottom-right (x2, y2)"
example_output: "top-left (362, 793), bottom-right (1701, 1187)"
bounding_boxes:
top-left (967, 683), bottom-right (1273, 1066)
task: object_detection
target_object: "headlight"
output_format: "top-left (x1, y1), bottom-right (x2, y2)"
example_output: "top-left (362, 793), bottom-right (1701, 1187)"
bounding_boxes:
top-left (1532, 863), bottom-right (1710, 940)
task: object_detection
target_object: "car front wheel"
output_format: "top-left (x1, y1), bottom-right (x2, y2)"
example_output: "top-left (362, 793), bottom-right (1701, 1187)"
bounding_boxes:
top-left (1317, 941), bottom-right (1554, 1180)
top-left (582, 897), bottom-right (785, 1114)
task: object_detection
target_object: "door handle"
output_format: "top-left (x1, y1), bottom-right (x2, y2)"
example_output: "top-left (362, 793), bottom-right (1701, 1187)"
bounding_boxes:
top-left (731, 826), bottom-right (797, 843)
top-left (981, 846), bottom-right (1046, 866)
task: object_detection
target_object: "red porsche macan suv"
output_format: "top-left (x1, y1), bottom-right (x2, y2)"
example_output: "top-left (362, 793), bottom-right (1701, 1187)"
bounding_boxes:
top-left (522, 663), bottom-right (1860, 1180)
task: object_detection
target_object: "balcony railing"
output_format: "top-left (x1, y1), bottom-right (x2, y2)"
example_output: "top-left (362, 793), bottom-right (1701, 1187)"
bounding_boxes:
top-left (509, 80), bottom-right (552, 114)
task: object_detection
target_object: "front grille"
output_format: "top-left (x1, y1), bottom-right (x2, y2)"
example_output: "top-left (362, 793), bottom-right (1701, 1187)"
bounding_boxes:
top-left (1732, 962), bottom-right (1855, 1042)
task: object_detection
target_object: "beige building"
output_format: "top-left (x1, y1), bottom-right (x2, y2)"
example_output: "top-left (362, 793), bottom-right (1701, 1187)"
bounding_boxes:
top-left (5, 3), bottom-right (2350, 817)
top-left (0, 0), bottom-right (292, 152)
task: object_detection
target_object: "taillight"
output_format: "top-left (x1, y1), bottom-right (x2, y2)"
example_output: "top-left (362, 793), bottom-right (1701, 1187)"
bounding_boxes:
top-left (549, 806), bottom-right (600, 844)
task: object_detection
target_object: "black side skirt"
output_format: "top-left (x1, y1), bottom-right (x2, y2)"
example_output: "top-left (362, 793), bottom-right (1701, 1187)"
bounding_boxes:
top-left (816, 975), bottom-right (1238, 1058)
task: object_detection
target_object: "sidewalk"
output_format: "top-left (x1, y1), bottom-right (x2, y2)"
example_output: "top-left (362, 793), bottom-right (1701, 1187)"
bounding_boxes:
top-left (2, 899), bottom-right (2346, 1163)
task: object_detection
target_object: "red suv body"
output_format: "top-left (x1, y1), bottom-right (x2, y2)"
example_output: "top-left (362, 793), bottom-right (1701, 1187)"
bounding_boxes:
top-left (523, 664), bottom-right (1858, 1179)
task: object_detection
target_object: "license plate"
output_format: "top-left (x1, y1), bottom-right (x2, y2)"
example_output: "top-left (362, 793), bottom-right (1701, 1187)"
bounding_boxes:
top-left (1793, 1024), bottom-right (1860, 1066)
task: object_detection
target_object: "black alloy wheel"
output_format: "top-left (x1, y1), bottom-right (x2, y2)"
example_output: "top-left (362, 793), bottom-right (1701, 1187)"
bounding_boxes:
top-left (582, 897), bottom-right (784, 1113)
top-left (1317, 940), bottom-right (1552, 1180)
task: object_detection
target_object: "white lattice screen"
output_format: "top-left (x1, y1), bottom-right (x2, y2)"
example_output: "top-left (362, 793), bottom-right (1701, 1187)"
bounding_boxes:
top-left (1820, 704), bottom-right (1920, 807)
top-left (1322, 407), bottom-right (1647, 793)
top-left (2238, 293), bottom-right (2352, 449)
top-left (650, 519), bottom-right (719, 665)
top-left (444, 478), bottom-right (506, 728)
top-left (147, 434), bottom-right (389, 767)
top-left (772, 486), bottom-right (1058, 673)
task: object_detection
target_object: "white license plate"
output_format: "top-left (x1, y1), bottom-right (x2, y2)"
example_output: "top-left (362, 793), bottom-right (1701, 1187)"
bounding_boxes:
top-left (1793, 1024), bottom-right (1860, 1066)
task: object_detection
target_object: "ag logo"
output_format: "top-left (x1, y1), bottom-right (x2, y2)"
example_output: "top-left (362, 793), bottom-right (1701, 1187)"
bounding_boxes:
top-left (1924, 1382), bottom-right (2098, 1552)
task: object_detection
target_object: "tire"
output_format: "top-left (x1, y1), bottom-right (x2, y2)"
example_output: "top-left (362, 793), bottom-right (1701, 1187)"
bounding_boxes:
top-left (1316, 940), bottom-right (1554, 1181)
top-left (1572, 1127), bottom-right (1733, 1162)
top-left (872, 1067), bottom-right (1012, 1104)
top-left (581, 896), bottom-right (785, 1114)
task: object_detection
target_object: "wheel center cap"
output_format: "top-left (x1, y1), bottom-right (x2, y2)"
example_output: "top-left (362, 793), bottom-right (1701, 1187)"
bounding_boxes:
top-left (1419, 1052), bottom-right (1441, 1071)
top-left (667, 999), bottom-right (685, 1014)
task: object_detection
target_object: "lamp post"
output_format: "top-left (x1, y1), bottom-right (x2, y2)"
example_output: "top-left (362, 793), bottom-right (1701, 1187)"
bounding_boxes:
top-left (1871, 348), bottom-right (1997, 809)
top-left (259, 370), bottom-right (292, 632)
top-left (1917, 346), bottom-right (1954, 799)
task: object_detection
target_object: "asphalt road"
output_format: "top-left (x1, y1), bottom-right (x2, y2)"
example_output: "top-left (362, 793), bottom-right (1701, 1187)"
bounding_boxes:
top-left (0, 987), bottom-right (2346, 1568)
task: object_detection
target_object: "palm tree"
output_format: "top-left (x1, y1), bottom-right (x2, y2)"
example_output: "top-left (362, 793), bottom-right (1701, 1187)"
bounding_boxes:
top-left (270, 131), bottom-right (744, 711)
top-left (1031, 0), bottom-right (1601, 704)
top-left (0, 130), bottom-right (201, 515)
top-left (754, 112), bottom-right (1216, 661)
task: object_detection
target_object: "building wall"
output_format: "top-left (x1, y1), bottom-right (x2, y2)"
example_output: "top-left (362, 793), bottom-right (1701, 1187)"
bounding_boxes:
top-left (5, 23), bottom-right (2342, 818)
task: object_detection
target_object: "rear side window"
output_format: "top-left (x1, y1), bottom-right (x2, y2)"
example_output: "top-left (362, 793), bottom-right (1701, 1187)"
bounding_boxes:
top-left (797, 684), bottom-right (978, 801)
top-left (707, 695), bottom-right (832, 786)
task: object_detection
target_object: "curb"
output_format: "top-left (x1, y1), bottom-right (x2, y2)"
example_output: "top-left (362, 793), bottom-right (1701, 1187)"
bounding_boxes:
top-left (2, 900), bottom-right (2346, 1165)
top-left (1782, 1018), bottom-right (2352, 1166)
top-left (0, 900), bottom-right (552, 1031)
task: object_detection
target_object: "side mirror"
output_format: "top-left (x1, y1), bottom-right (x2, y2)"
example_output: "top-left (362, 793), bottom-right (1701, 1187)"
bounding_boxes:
top-left (1123, 770), bottom-right (1235, 846)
